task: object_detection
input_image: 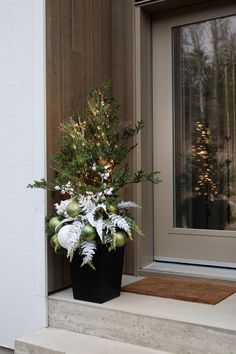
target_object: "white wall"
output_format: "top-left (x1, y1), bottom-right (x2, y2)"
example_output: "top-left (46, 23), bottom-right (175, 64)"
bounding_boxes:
top-left (0, 0), bottom-right (47, 348)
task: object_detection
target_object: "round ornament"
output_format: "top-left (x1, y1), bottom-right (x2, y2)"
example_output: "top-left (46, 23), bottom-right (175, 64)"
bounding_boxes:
top-left (57, 225), bottom-right (72, 249)
top-left (49, 216), bottom-right (62, 232)
top-left (113, 230), bottom-right (127, 247)
top-left (66, 200), bottom-right (80, 217)
top-left (81, 224), bottom-right (97, 241)
top-left (107, 204), bottom-right (118, 214)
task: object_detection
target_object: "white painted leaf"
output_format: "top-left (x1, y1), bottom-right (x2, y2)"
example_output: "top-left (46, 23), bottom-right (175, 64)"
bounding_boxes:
top-left (109, 214), bottom-right (132, 237)
top-left (117, 201), bottom-right (141, 209)
top-left (86, 213), bottom-right (96, 227)
top-left (80, 241), bottom-right (97, 266)
top-left (94, 218), bottom-right (104, 242)
top-left (93, 203), bottom-right (107, 214)
top-left (65, 221), bottom-right (83, 261)
top-left (79, 196), bottom-right (96, 214)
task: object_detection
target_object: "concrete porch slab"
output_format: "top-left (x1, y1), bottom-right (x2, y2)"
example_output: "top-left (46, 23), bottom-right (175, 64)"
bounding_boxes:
top-left (49, 281), bottom-right (236, 332)
top-left (48, 275), bottom-right (236, 353)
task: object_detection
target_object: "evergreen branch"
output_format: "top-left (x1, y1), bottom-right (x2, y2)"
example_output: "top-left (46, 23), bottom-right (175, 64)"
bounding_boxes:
top-left (131, 170), bottom-right (161, 184)
top-left (122, 120), bottom-right (144, 139)
top-left (27, 178), bottom-right (48, 189)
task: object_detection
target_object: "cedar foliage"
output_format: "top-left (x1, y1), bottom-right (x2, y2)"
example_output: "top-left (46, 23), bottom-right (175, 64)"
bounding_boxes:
top-left (28, 81), bottom-right (160, 199)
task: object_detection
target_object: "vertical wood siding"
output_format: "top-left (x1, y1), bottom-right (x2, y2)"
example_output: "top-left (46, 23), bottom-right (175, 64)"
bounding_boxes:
top-left (46, 0), bottom-right (135, 292)
top-left (112, 0), bottom-right (136, 275)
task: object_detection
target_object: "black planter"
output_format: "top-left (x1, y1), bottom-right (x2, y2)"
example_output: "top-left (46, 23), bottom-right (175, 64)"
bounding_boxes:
top-left (70, 244), bottom-right (125, 303)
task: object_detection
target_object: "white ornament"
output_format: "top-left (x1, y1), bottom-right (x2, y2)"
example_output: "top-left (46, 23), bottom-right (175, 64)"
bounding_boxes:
top-left (57, 225), bottom-right (73, 249)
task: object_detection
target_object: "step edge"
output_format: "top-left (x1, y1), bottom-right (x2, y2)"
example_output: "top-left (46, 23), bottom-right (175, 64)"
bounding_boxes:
top-left (48, 296), bottom-right (236, 334)
top-left (48, 299), bottom-right (236, 354)
top-left (14, 339), bottom-right (65, 354)
top-left (14, 328), bottom-right (172, 354)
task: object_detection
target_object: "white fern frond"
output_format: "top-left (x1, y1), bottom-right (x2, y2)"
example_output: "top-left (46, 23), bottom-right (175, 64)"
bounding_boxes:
top-left (103, 219), bottom-right (116, 233)
top-left (86, 212), bottom-right (96, 227)
top-left (109, 214), bottom-right (132, 237)
top-left (93, 203), bottom-right (107, 214)
top-left (117, 201), bottom-right (141, 209)
top-left (80, 241), bottom-right (97, 266)
top-left (54, 199), bottom-right (72, 216)
top-left (68, 244), bottom-right (79, 262)
top-left (71, 220), bottom-right (83, 236)
top-left (79, 196), bottom-right (96, 214)
top-left (94, 218), bottom-right (104, 242)
top-left (66, 221), bottom-right (83, 261)
top-left (122, 216), bottom-right (143, 239)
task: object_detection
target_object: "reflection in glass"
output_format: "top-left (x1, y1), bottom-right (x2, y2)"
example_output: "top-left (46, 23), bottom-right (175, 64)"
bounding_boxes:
top-left (174, 15), bottom-right (236, 230)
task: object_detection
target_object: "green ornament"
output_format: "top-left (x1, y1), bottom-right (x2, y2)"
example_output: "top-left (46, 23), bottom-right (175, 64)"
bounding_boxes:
top-left (107, 204), bottom-right (118, 214)
top-left (113, 230), bottom-right (127, 247)
top-left (49, 216), bottom-right (62, 232)
top-left (81, 224), bottom-right (97, 241)
top-left (66, 200), bottom-right (80, 217)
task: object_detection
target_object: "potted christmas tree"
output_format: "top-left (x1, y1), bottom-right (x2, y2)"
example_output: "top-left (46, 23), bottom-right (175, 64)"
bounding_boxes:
top-left (28, 82), bottom-right (160, 303)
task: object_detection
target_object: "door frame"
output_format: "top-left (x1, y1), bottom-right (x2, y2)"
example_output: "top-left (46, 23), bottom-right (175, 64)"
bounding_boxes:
top-left (134, 0), bottom-right (236, 274)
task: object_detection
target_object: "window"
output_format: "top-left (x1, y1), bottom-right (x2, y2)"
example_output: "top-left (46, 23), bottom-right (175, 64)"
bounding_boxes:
top-left (174, 15), bottom-right (236, 230)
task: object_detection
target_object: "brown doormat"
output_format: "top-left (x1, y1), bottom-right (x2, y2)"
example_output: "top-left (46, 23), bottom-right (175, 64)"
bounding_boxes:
top-left (122, 277), bottom-right (236, 304)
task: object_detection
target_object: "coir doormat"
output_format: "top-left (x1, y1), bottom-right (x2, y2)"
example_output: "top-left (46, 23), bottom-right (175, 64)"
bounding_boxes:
top-left (122, 277), bottom-right (236, 304)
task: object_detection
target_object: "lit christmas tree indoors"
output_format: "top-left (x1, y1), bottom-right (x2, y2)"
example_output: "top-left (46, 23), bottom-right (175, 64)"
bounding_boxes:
top-left (184, 121), bottom-right (230, 229)
top-left (191, 121), bottom-right (222, 201)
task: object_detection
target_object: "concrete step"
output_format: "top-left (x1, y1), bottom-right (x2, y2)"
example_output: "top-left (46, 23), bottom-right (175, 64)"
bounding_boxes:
top-left (48, 287), bottom-right (236, 354)
top-left (14, 328), bottom-right (170, 354)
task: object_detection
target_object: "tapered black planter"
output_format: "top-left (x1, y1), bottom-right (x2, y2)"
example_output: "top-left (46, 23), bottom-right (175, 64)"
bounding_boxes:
top-left (70, 244), bottom-right (125, 303)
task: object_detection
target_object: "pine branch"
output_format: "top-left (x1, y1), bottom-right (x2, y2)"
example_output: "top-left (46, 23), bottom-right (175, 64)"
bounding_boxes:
top-left (122, 120), bottom-right (144, 139)
top-left (131, 170), bottom-right (161, 184)
top-left (27, 178), bottom-right (49, 190)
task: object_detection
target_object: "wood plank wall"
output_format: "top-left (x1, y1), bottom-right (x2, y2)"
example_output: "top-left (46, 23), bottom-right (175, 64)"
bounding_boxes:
top-left (111, 0), bottom-right (136, 276)
top-left (46, 0), bottom-right (135, 292)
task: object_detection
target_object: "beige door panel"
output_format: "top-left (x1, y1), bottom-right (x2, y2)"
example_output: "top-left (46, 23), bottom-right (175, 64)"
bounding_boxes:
top-left (153, 3), bottom-right (236, 265)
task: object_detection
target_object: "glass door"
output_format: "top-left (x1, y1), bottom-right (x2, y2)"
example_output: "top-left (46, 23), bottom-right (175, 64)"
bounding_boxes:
top-left (153, 3), bottom-right (236, 266)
